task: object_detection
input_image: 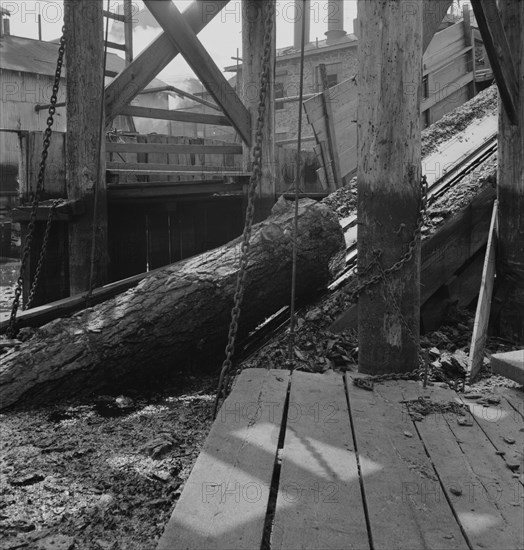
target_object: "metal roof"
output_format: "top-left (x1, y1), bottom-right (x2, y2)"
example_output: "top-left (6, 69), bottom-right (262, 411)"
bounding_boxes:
top-left (0, 34), bottom-right (166, 88)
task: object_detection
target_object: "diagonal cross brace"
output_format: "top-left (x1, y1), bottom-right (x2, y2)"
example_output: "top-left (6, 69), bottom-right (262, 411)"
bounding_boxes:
top-left (105, 0), bottom-right (231, 126)
top-left (144, 0), bottom-right (252, 146)
top-left (471, 0), bottom-right (519, 125)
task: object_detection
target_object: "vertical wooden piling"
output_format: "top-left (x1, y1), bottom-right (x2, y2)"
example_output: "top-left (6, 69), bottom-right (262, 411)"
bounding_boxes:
top-left (64, 0), bottom-right (108, 294)
top-left (497, 0), bottom-right (524, 342)
top-left (357, 0), bottom-right (423, 373)
top-left (241, 0), bottom-right (276, 222)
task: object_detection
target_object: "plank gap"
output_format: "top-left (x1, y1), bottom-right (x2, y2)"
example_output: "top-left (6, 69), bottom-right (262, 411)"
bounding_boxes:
top-left (344, 373), bottom-right (375, 550)
top-left (260, 372), bottom-right (292, 550)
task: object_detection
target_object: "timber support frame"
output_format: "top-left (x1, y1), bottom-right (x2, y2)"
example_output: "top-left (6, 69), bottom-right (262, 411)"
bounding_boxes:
top-left (356, 0), bottom-right (423, 374)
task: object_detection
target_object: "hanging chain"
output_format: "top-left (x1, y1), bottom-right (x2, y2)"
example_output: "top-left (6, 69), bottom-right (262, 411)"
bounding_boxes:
top-left (25, 198), bottom-right (64, 309)
top-left (347, 175), bottom-right (428, 305)
top-left (348, 174), bottom-right (429, 386)
top-left (213, 2), bottom-right (275, 418)
top-left (6, 28), bottom-right (66, 339)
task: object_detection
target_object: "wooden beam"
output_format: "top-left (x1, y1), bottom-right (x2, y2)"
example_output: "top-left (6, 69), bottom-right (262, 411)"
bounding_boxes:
top-left (468, 201), bottom-right (498, 383)
top-left (319, 63), bottom-right (341, 191)
top-left (105, 0), bottom-right (230, 124)
top-left (357, 0), bottom-right (423, 374)
top-left (423, 0), bottom-right (453, 52)
top-left (143, 0), bottom-right (251, 145)
top-left (420, 72), bottom-right (474, 111)
top-left (106, 163), bottom-right (245, 176)
top-left (106, 142), bottom-right (242, 155)
top-left (105, 40), bottom-right (126, 51)
top-left (119, 105), bottom-right (232, 126)
top-left (241, 0), bottom-right (276, 219)
top-left (65, 0), bottom-right (108, 295)
top-left (495, 0), bottom-right (524, 341)
top-left (138, 86), bottom-right (221, 111)
top-left (123, 0), bottom-right (133, 64)
top-left (463, 5), bottom-right (477, 100)
top-left (471, 0), bottom-right (519, 124)
top-left (103, 9), bottom-right (125, 22)
top-left (107, 181), bottom-right (244, 200)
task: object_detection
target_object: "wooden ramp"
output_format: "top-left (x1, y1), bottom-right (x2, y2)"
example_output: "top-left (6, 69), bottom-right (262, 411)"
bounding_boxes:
top-left (156, 369), bottom-right (524, 550)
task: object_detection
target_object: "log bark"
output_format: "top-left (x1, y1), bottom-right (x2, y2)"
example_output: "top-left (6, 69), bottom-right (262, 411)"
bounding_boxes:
top-left (0, 199), bottom-right (344, 410)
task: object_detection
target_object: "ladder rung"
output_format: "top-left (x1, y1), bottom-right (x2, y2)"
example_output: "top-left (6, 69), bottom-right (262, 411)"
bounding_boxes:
top-left (105, 40), bottom-right (127, 52)
top-left (103, 10), bottom-right (126, 22)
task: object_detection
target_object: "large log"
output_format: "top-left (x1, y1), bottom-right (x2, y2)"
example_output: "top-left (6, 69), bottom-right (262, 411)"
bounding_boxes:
top-left (0, 200), bottom-right (344, 410)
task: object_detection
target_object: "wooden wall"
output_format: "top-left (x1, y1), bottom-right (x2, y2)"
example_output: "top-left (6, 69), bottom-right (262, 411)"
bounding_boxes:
top-left (108, 197), bottom-right (244, 281)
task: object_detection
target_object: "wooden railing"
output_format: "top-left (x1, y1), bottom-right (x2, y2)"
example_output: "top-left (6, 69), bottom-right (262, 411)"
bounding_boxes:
top-left (106, 133), bottom-right (245, 183)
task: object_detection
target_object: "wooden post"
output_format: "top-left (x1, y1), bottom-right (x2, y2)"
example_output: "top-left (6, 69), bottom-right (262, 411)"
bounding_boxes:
top-left (64, 0), bottom-right (108, 295)
top-left (123, 0), bottom-right (133, 64)
top-left (463, 4), bottom-right (476, 98)
top-left (242, 0), bottom-right (276, 222)
top-left (357, 0), bottom-right (423, 374)
top-left (497, 0), bottom-right (524, 342)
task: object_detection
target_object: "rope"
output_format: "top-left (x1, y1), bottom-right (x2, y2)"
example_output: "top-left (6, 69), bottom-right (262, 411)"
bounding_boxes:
top-left (287, 0), bottom-right (308, 364)
top-left (87, 0), bottom-right (111, 298)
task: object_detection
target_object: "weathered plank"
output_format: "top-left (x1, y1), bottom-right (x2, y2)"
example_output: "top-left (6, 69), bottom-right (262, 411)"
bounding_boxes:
top-left (106, 162), bottom-right (246, 176)
top-left (271, 371), bottom-right (369, 550)
top-left (65, 0), bottom-right (108, 294)
top-left (423, 0), bottom-right (454, 52)
top-left (396, 382), bottom-right (523, 550)
top-left (119, 105), bottom-right (232, 127)
top-left (106, 142), bottom-right (242, 156)
top-left (107, 181), bottom-right (244, 200)
top-left (420, 72), bottom-right (474, 112)
top-left (105, 0), bottom-right (230, 123)
top-left (495, 0), bottom-right (524, 341)
top-left (494, 385), bottom-right (524, 421)
top-left (459, 391), bottom-right (524, 487)
top-left (344, 375), bottom-right (466, 549)
top-left (144, 0), bottom-right (251, 145)
top-left (318, 64), bottom-right (341, 191)
top-left (157, 369), bottom-right (290, 550)
top-left (147, 134), bottom-right (169, 183)
top-left (424, 21), bottom-right (467, 66)
top-left (471, 0), bottom-right (519, 124)
top-left (420, 185), bottom-right (496, 304)
top-left (468, 201), bottom-right (498, 383)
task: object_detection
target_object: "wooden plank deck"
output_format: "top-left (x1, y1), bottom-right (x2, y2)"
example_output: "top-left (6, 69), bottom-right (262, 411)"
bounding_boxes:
top-left (156, 370), bottom-right (524, 550)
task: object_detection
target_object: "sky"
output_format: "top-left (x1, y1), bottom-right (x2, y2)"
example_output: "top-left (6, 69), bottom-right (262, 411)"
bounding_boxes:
top-left (1, 0), bottom-right (360, 88)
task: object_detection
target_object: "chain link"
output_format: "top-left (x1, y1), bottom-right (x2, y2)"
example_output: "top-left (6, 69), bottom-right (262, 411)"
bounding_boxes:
top-left (348, 175), bottom-right (429, 387)
top-left (26, 198), bottom-right (65, 309)
top-left (213, 2), bottom-right (275, 418)
top-left (6, 28), bottom-right (66, 339)
top-left (347, 175), bottom-right (428, 304)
